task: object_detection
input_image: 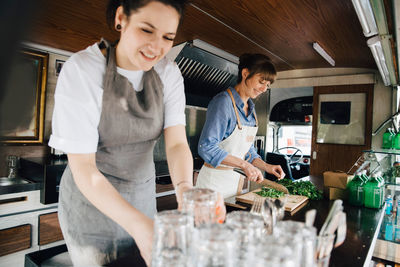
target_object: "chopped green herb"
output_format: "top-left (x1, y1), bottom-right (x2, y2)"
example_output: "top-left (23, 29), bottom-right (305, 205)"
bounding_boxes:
top-left (277, 179), bottom-right (323, 200)
top-left (255, 187), bottom-right (285, 198)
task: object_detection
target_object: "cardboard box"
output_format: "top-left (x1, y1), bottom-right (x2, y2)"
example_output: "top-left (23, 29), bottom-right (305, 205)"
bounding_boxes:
top-left (324, 186), bottom-right (348, 200)
top-left (323, 171), bottom-right (352, 189)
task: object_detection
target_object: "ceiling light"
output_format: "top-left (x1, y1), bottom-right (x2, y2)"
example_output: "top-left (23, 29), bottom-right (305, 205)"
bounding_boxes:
top-left (367, 36), bottom-right (390, 86)
top-left (351, 0), bottom-right (379, 37)
top-left (313, 42), bottom-right (335, 66)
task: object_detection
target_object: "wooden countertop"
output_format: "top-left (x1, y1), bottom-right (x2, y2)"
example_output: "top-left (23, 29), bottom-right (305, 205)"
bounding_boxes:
top-left (226, 175), bottom-right (385, 267)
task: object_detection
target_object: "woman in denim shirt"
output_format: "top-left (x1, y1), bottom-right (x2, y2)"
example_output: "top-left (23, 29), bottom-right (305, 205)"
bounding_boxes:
top-left (196, 53), bottom-right (285, 198)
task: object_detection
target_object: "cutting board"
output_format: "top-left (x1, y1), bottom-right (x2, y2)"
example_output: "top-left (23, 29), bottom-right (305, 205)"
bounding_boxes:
top-left (235, 189), bottom-right (309, 213)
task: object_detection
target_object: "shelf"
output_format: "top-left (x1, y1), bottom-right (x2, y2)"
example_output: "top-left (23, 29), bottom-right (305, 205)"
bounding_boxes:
top-left (363, 149), bottom-right (400, 156)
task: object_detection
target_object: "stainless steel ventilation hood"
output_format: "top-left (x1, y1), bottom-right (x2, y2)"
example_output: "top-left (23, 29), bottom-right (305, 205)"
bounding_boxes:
top-left (167, 39), bottom-right (239, 107)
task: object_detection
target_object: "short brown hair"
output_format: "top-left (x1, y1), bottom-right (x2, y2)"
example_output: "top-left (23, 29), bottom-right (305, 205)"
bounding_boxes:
top-left (237, 53), bottom-right (277, 84)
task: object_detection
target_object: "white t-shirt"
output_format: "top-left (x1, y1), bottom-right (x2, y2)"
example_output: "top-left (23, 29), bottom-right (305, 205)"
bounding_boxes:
top-left (49, 42), bottom-right (186, 153)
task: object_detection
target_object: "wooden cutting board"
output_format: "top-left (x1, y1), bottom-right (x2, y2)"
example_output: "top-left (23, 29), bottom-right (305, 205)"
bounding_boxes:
top-left (235, 189), bottom-right (309, 213)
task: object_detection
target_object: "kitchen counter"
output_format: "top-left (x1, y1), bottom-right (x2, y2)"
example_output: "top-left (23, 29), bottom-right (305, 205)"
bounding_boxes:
top-left (0, 178), bottom-right (41, 195)
top-left (225, 175), bottom-right (385, 267)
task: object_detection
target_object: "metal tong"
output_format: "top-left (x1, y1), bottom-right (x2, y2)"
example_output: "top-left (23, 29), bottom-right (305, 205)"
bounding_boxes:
top-left (317, 200), bottom-right (347, 259)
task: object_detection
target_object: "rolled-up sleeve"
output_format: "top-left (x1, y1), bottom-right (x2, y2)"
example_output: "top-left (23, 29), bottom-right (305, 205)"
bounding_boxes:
top-left (198, 94), bottom-right (234, 167)
top-left (247, 144), bottom-right (261, 163)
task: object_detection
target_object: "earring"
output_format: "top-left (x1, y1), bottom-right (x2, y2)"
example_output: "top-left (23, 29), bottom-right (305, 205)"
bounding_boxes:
top-left (116, 24), bottom-right (122, 31)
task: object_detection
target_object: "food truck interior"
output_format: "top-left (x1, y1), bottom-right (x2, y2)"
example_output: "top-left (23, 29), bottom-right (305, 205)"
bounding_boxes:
top-left (0, 0), bottom-right (400, 266)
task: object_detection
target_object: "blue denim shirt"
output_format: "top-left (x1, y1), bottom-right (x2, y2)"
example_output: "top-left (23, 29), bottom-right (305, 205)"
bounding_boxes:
top-left (198, 87), bottom-right (261, 167)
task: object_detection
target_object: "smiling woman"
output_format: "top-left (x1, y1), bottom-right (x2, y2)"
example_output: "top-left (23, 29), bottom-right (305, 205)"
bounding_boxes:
top-left (46, 0), bottom-right (211, 266)
top-left (112, 1), bottom-right (180, 70)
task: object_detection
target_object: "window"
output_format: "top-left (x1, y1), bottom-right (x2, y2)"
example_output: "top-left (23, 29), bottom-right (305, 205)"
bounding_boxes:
top-left (266, 126), bottom-right (275, 153)
top-left (277, 125), bottom-right (312, 156)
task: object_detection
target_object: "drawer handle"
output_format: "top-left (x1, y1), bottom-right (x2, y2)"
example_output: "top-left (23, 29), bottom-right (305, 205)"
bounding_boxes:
top-left (0, 196), bottom-right (27, 205)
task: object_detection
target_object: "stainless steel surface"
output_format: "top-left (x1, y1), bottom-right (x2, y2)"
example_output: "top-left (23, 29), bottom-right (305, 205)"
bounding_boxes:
top-left (175, 43), bottom-right (238, 108)
top-left (0, 177), bottom-right (31, 186)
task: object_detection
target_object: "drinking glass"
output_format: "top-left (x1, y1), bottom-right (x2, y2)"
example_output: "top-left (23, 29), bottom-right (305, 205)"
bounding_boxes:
top-left (275, 220), bottom-right (317, 267)
top-left (151, 210), bottom-right (194, 267)
top-left (182, 188), bottom-right (218, 226)
top-left (191, 223), bottom-right (239, 267)
top-left (269, 194), bottom-right (288, 221)
top-left (225, 211), bottom-right (265, 266)
top-left (263, 194), bottom-right (288, 231)
top-left (249, 235), bottom-right (296, 267)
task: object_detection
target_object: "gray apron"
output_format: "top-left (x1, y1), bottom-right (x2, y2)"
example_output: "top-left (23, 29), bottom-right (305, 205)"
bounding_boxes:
top-left (58, 39), bottom-right (164, 266)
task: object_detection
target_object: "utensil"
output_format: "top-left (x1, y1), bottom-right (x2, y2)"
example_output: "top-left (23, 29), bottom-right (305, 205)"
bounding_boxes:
top-left (250, 195), bottom-right (263, 215)
top-left (334, 211), bottom-right (347, 247)
top-left (319, 200), bottom-right (343, 236)
top-left (233, 168), bottom-right (289, 194)
top-left (305, 209), bottom-right (316, 227)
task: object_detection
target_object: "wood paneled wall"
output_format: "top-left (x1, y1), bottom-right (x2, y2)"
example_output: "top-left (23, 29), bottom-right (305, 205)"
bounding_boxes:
top-left (24, 0), bottom-right (376, 71)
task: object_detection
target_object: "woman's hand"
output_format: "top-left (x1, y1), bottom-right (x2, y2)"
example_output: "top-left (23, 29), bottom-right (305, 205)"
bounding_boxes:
top-left (243, 162), bottom-right (264, 183)
top-left (266, 164), bottom-right (285, 180)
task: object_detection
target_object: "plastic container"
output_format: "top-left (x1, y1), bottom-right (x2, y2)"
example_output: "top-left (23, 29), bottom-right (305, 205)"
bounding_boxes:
top-left (385, 195), bottom-right (393, 214)
top-left (347, 173), bottom-right (365, 206)
top-left (364, 174), bottom-right (382, 209)
top-left (383, 213), bottom-right (394, 241)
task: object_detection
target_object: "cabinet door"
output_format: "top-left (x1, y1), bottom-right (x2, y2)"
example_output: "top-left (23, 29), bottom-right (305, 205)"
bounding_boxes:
top-left (0, 224), bottom-right (31, 256)
top-left (38, 212), bottom-right (64, 245)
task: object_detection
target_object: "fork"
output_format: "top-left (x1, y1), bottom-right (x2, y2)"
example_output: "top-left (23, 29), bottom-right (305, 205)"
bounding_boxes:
top-left (250, 196), bottom-right (263, 215)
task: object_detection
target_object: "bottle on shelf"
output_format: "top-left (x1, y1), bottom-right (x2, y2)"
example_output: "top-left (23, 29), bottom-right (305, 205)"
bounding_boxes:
top-left (347, 172), bottom-right (365, 206)
top-left (383, 211), bottom-right (394, 241)
top-left (390, 128), bottom-right (397, 149)
top-left (382, 128), bottom-right (393, 149)
top-left (364, 173), bottom-right (382, 209)
top-left (394, 130), bottom-right (400, 150)
top-left (385, 195), bottom-right (393, 214)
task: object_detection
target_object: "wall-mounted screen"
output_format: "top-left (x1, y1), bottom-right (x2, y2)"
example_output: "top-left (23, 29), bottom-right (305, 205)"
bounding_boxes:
top-left (320, 101), bottom-right (351, 125)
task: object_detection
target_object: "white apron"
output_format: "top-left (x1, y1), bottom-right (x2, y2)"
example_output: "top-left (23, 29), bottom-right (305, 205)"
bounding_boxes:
top-left (196, 89), bottom-right (258, 198)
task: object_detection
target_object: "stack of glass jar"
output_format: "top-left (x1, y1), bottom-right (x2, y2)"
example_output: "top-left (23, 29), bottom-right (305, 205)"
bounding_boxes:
top-left (347, 170), bottom-right (384, 208)
top-left (151, 188), bottom-right (333, 267)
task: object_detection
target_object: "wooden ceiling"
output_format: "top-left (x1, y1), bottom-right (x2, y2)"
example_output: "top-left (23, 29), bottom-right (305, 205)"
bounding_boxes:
top-left (27, 0), bottom-right (384, 71)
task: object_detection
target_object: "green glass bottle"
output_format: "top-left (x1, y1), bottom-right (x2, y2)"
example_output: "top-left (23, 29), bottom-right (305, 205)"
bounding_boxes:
top-left (364, 174), bottom-right (382, 209)
top-left (394, 132), bottom-right (400, 150)
top-left (390, 128), bottom-right (396, 149)
top-left (347, 172), bottom-right (365, 206)
top-left (383, 128), bottom-right (392, 149)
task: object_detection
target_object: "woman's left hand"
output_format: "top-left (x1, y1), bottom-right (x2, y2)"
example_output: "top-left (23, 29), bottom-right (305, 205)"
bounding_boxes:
top-left (266, 164), bottom-right (285, 180)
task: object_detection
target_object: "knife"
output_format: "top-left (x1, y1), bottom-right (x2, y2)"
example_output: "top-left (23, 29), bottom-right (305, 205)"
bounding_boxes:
top-left (233, 168), bottom-right (289, 194)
